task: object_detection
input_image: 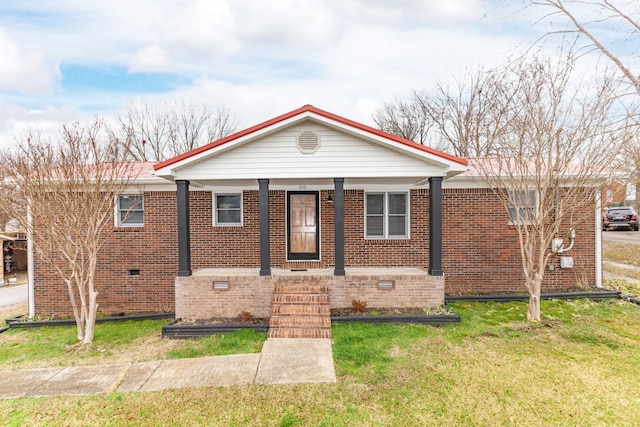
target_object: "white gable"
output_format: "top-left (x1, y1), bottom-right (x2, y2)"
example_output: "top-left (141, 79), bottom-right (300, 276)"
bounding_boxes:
top-left (154, 107), bottom-right (468, 184)
top-left (171, 122), bottom-right (446, 181)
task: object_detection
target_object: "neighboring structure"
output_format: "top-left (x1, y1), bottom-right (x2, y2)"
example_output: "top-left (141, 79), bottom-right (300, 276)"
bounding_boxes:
top-left (601, 180), bottom-right (628, 208)
top-left (31, 105), bottom-right (601, 329)
top-left (1, 232), bottom-right (27, 285)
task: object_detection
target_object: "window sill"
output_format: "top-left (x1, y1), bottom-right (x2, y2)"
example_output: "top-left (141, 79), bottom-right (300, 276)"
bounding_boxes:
top-left (113, 226), bottom-right (144, 232)
top-left (364, 237), bottom-right (410, 242)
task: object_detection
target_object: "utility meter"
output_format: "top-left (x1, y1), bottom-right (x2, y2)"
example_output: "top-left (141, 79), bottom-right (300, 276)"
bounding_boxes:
top-left (552, 238), bottom-right (563, 253)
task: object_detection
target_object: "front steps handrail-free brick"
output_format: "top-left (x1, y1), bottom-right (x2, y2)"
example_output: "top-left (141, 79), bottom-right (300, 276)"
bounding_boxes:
top-left (268, 280), bottom-right (331, 339)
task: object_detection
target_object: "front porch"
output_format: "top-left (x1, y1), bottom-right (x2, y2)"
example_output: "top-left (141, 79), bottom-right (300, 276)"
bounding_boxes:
top-left (155, 105), bottom-right (467, 337)
top-left (175, 267), bottom-right (445, 321)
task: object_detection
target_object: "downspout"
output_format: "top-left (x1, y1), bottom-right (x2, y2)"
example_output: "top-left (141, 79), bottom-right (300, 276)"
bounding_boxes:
top-left (27, 202), bottom-right (35, 318)
top-left (595, 193), bottom-right (603, 288)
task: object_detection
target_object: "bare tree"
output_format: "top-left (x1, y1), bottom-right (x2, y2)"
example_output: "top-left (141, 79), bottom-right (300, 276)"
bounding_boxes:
top-left (427, 67), bottom-right (520, 158)
top-left (532, 0), bottom-right (640, 94)
top-left (471, 54), bottom-right (626, 321)
top-left (108, 99), bottom-right (237, 162)
top-left (532, 0), bottom-right (640, 212)
top-left (373, 68), bottom-right (516, 157)
top-left (0, 119), bottom-right (140, 343)
top-left (109, 101), bottom-right (170, 162)
top-left (206, 105), bottom-right (238, 144)
top-left (615, 123), bottom-right (640, 209)
top-left (373, 95), bottom-right (433, 145)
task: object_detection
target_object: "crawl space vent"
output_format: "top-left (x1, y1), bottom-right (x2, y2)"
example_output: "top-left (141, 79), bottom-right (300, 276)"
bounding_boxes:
top-left (297, 131), bottom-right (320, 154)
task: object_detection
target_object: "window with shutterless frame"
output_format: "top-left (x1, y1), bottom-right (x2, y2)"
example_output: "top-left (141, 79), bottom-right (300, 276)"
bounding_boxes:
top-left (365, 192), bottom-right (409, 238)
top-left (214, 193), bottom-right (242, 226)
top-left (116, 194), bottom-right (144, 226)
top-left (507, 189), bottom-right (535, 224)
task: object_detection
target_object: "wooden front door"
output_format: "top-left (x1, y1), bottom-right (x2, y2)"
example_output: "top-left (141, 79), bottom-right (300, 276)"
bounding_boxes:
top-left (288, 192), bottom-right (319, 260)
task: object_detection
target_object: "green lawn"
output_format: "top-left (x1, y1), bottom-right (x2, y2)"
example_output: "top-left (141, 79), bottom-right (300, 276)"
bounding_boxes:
top-left (603, 241), bottom-right (640, 298)
top-left (0, 319), bottom-right (265, 369)
top-left (1, 298), bottom-right (639, 426)
top-left (603, 241), bottom-right (640, 266)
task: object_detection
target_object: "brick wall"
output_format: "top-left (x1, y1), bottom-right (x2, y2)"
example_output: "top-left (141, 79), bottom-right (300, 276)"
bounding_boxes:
top-left (327, 272), bottom-right (444, 309)
top-left (33, 191), bottom-right (178, 317)
top-left (176, 274), bottom-right (275, 319)
top-left (601, 181), bottom-right (627, 208)
top-left (34, 186), bottom-right (598, 316)
top-left (442, 188), bottom-right (597, 295)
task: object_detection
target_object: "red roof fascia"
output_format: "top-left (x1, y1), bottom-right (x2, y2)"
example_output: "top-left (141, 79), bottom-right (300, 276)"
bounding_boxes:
top-left (305, 105), bottom-right (467, 166)
top-left (153, 104), bottom-right (467, 171)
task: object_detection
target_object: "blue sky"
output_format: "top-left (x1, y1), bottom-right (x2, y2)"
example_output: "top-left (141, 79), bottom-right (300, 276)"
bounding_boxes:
top-left (0, 1), bottom-right (634, 150)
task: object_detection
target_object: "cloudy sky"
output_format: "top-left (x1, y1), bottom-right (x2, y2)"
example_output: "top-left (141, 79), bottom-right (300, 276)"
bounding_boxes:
top-left (0, 1), bottom-right (630, 150)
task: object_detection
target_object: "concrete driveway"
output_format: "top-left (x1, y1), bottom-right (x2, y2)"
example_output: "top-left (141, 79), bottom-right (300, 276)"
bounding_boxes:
top-left (602, 229), bottom-right (640, 245)
top-left (0, 283), bottom-right (27, 309)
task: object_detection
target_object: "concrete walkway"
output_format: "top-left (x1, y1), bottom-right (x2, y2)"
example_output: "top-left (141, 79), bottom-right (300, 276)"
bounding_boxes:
top-left (0, 339), bottom-right (336, 399)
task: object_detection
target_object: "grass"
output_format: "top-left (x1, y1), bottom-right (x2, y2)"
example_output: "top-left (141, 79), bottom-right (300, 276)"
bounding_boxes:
top-left (602, 241), bottom-right (640, 265)
top-left (1, 304), bottom-right (26, 328)
top-left (604, 278), bottom-right (640, 298)
top-left (1, 299), bottom-right (639, 426)
top-left (0, 242), bottom-right (638, 425)
top-left (0, 314), bottom-right (266, 369)
top-left (165, 329), bottom-right (265, 359)
top-left (0, 319), bottom-right (169, 367)
top-left (603, 241), bottom-right (640, 298)
top-left (603, 263), bottom-right (640, 280)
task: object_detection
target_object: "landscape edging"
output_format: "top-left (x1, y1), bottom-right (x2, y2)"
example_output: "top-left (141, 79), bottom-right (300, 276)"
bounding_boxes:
top-left (4, 312), bottom-right (174, 330)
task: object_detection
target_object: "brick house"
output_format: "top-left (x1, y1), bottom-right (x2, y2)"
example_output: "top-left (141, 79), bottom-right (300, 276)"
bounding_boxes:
top-left (601, 180), bottom-right (628, 208)
top-left (31, 105), bottom-right (601, 334)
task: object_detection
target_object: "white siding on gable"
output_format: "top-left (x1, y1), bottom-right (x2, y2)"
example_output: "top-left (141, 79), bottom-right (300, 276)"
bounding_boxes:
top-left (175, 123), bottom-right (445, 180)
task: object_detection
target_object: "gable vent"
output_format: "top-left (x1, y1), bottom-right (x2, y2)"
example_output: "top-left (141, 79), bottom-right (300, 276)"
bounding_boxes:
top-left (297, 131), bottom-right (320, 154)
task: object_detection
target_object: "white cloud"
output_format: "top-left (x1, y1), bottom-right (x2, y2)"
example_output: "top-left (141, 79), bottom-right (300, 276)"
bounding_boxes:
top-left (238, 0), bottom-right (339, 49)
top-left (129, 45), bottom-right (169, 73)
top-left (0, 0), bottom-right (633, 153)
top-left (426, 0), bottom-right (482, 21)
top-left (0, 102), bottom-right (80, 151)
top-left (339, 0), bottom-right (481, 26)
top-left (165, 0), bottom-right (240, 58)
top-left (0, 28), bottom-right (57, 93)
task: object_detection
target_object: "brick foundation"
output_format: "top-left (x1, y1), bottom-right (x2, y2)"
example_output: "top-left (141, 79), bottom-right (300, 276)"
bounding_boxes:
top-left (175, 268), bottom-right (444, 321)
top-left (176, 273), bottom-right (275, 319)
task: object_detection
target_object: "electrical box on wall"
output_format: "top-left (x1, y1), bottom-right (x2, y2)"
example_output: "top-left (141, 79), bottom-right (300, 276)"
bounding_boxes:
top-left (552, 238), bottom-right (564, 253)
top-left (560, 256), bottom-right (573, 269)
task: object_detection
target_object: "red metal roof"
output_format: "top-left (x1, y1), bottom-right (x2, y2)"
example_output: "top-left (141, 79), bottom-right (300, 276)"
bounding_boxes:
top-left (153, 104), bottom-right (467, 171)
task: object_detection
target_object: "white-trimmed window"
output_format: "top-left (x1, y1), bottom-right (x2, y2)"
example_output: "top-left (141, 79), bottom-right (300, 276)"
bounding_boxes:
top-left (508, 190), bottom-right (535, 224)
top-left (365, 192), bottom-right (409, 238)
top-left (117, 194), bottom-right (144, 226)
top-left (214, 193), bottom-right (242, 226)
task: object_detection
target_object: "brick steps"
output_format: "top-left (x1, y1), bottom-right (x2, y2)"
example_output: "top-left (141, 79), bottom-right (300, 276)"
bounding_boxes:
top-left (268, 279), bottom-right (332, 339)
top-left (272, 294), bottom-right (329, 304)
top-left (271, 304), bottom-right (330, 315)
top-left (273, 284), bottom-right (330, 294)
